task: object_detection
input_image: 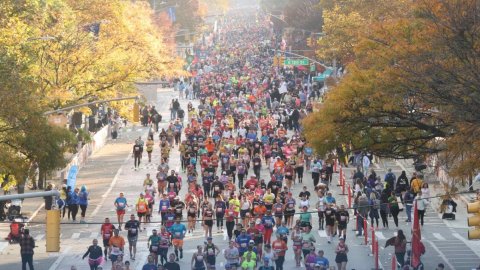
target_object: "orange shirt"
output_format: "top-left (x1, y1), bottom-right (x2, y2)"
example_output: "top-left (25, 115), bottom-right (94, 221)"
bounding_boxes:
top-left (253, 205), bottom-right (267, 217)
top-left (108, 236), bottom-right (125, 249)
top-left (205, 141), bottom-right (216, 153)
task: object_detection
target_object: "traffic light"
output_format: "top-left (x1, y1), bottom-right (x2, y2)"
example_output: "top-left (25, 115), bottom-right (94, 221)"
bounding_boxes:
top-left (468, 200), bottom-right (480, 239)
top-left (307, 37), bottom-right (312, 47)
top-left (133, 103), bottom-right (140, 123)
top-left (46, 210), bottom-right (60, 252)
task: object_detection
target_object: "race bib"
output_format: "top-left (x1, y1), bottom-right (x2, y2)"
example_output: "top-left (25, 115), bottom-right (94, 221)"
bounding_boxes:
top-left (217, 207), bottom-right (223, 213)
top-left (341, 216), bottom-right (346, 221)
top-left (161, 206), bottom-right (167, 210)
top-left (276, 207), bottom-right (282, 212)
top-left (214, 187), bottom-right (219, 191)
top-left (208, 249), bottom-right (215, 255)
top-left (326, 211), bottom-right (331, 215)
top-left (151, 246), bottom-right (158, 252)
top-left (118, 202), bottom-right (125, 208)
top-left (104, 233), bottom-right (110, 238)
top-left (129, 228), bottom-right (137, 234)
top-left (175, 232), bottom-right (181, 236)
top-left (241, 243), bottom-right (247, 248)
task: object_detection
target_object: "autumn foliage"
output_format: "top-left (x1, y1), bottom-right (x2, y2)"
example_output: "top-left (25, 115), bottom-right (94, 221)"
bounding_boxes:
top-left (304, 0), bottom-right (480, 181)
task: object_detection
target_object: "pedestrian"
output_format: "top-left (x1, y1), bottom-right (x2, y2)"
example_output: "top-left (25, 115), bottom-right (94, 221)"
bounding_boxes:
top-left (82, 239), bottom-right (103, 270)
top-left (19, 228), bottom-right (35, 270)
top-left (415, 191), bottom-right (428, 226)
top-left (146, 136), bottom-right (154, 163)
top-left (100, 218), bottom-right (115, 260)
top-left (68, 187), bottom-right (79, 222)
top-left (114, 192), bottom-right (128, 230)
top-left (386, 229), bottom-right (407, 267)
top-left (334, 237), bottom-right (349, 270)
top-left (356, 194), bottom-right (369, 236)
top-left (78, 185), bottom-right (88, 224)
top-left (404, 189), bottom-right (414, 222)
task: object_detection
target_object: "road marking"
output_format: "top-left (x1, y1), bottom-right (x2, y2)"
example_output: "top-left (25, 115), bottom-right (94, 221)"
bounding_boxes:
top-left (72, 233), bottom-right (80, 239)
top-left (27, 203), bottom-right (45, 222)
top-left (375, 231), bottom-right (386, 240)
top-left (0, 242), bottom-right (8, 254)
top-left (425, 240), bottom-right (455, 270)
top-left (48, 246), bottom-right (72, 270)
top-left (317, 230), bottom-right (327, 237)
top-left (35, 234), bottom-right (45, 241)
top-left (223, 230), bottom-right (227, 241)
top-left (452, 232), bottom-right (480, 258)
top-left (433, 233), bottom-right (446, 241)
top-left (90, 232), bottom-right (99, 239)
top-left (91, 166), bottom-right (125, 217)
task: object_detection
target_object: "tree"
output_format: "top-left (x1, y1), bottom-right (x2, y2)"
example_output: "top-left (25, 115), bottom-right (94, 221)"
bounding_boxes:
top-left (0, 0), bottom-right (185, 189)
top-left (304, 0), bottom-right (480, 182)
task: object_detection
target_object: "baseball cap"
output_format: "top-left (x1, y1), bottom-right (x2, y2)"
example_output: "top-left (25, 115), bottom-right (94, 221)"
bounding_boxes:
top-left (207, 237), bottom-right (213, 240)
top-left (249, 240), bottom-right (255, 244)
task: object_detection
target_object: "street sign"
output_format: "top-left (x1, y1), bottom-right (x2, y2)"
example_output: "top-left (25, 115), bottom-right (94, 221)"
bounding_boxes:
top-left (284, 59), bottom-right (309, 66)
top-left (186, 55), bottom-right (194, 65)
top-left (310, 64), bottom-right (316, 72)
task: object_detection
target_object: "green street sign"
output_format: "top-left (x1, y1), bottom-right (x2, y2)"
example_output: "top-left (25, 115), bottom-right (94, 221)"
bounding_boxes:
top-left (284, 59), bottom-right (309, 66)
top-left (186, 55), bottom-right (194, 65)
top-left (310, 64), bottom-right (316, 72)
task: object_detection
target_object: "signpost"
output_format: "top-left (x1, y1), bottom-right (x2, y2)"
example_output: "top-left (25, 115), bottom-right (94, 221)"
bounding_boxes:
top-left (284, 59), bottom-right (309, 66)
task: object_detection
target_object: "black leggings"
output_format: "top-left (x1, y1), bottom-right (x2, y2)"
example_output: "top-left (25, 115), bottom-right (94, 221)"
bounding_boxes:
top-left (226, 221), bottom-right (235, 240)
top-left (312, 172), bottom-right (320, 186)
top-left (418, 209), bottom-right (425, 226)
top-left (390, 207), bottom-right (400, 227)
top-left (275, 255), bottom-right (285, 270)
top-left (134, 155), bottom-right (141, 168)
top-left (295, 167), bottom-right (304, 179)
top-left (68, 204), bottom-right (78, 220)
top-left (380, 209), bottom-right (388, 228)
top-left (80, 205), bottom-right (87, 218)
top-left (159, 248), bottom-right (168, 265)
top-left (216, 215), bottom-right (224, 227)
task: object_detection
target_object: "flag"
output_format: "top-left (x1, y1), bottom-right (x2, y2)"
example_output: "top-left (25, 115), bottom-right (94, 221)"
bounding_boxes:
top-left (411, 200), bottom-right (422, 267)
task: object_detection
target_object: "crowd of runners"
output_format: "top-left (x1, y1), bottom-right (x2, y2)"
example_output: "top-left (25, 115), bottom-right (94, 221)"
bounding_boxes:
top-left (75, 10), bottom-right (441, 270)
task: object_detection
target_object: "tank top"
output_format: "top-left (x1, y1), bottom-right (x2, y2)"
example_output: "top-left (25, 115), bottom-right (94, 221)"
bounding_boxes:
top-left (195, 253), bottom-right (205, 269)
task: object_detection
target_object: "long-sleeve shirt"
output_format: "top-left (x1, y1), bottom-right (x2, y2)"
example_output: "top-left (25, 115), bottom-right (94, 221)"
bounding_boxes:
top-left (83, 245), bottom-right (103, 259)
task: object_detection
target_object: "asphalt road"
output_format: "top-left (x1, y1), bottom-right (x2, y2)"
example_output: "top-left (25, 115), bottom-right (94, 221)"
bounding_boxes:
top-left (1, 89), bottom-right (479, 270)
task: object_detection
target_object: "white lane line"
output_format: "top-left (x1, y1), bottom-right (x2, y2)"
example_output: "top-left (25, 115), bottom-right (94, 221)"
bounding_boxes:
top-left (48, 246), bottom-right (72, 270)
top-left (91, 166), bottom-right (124, 217)
top-left (27, 203), bottom-right (45, 222)
top-left (0, 242), bottom-right (9, 254)
top-left (72, 233), bottom-right (80, 239)
top-left (375, 231), bottom-right (386, 240)
top-left (453, 232), bottom-right (480, 258)
top-left (317, 230), bottom-right (327, 238)
top-left (35, 234), bottom-right (45, 241)
top-left (432, 233), bottom-right (446, 241)
top-left (425, 240), bottom-right (455, 270)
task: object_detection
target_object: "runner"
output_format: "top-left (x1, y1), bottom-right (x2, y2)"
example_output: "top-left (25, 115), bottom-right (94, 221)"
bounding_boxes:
top-left (82, 239), bottom-right (103, 270)
top-left (114, 193), bottom-right (128, 230)
top-left (147, 229), bottom-right (161, 266)
top-left (100, 218), bottom-right (115, 260)
top-left (169, 218), bottom-right (186, 261)
top-left (204, 237), bottom-right (220, 270)
top-left (158, 226), bottom-right (171, 266)
top-left (108, 229), bottom-right (125, 263)
top-left (124, 214), bottom-right (140, 260)
top-left (136, 192), bottom-right (148, 230)
top-left (191, 245), bottom-right (207, 270)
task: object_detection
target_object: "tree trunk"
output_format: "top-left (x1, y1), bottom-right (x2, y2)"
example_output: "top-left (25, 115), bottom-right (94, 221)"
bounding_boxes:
top-left (38, 166), bottom-right (46, 190)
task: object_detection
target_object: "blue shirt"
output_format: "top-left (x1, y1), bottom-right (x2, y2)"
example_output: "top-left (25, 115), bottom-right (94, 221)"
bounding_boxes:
top-left (142, 263), bottom-right (157, 270)
top-left (169, 223), bottom-right (186, 239)
top-left (316, 257), bottom-right (330, 267)
top-left (115, 197), bottom-right (127, 210)
top-left (159, 199), bottom-right (170, 212)
top-left (78, 191), bottom-right (88, 206)
top-left (235, 234), bottom-right (251, 253)
top-left (262, 216), bottom-right (275, 228)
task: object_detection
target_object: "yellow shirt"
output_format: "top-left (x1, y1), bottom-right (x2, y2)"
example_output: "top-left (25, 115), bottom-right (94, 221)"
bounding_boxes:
top-left (229, 199), bottom-right (240, 213)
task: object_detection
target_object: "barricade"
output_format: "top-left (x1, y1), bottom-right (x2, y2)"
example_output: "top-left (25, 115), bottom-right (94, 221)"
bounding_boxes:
top-left (391, 254), bottom-right (397, 270)
top-left (337, 165), bottom-right (343, 186)
top-left (347, 184), bottom-right (352, 208)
